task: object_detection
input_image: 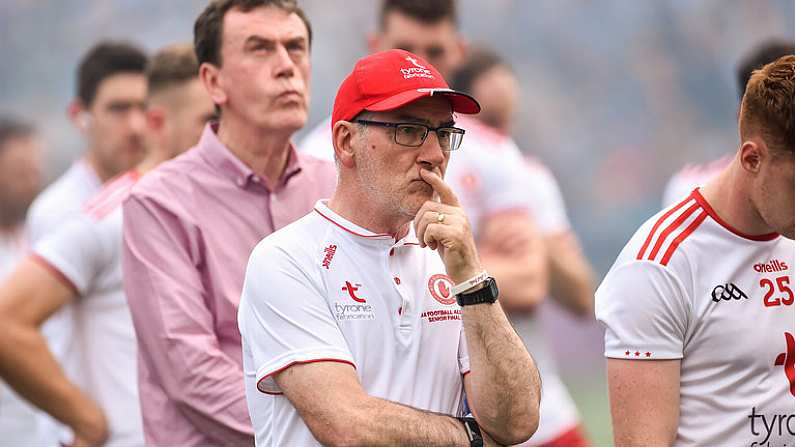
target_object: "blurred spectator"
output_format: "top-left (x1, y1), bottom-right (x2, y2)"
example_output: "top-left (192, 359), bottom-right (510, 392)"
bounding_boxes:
top-left (16, 40), bottom-right (147, 446)
top-left (121, 2), bottom-right (336, 446)
top-left (452, 46), bottom-right (595, 447)
top-left (0, 116), bottom-right (43, 446)
top-left (0, 43), bottom-right (212, 447)
top-left (662, 39), bottom-right (795, 207)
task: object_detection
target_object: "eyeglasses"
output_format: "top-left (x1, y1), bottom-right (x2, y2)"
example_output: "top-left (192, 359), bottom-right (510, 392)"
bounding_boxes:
top-left (354, 119), bottom-right (466, 151)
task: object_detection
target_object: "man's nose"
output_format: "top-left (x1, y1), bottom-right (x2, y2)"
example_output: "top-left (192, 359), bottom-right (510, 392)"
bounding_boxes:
top-left (273, 45), bottom-right (296, 79)
top-left (417, 130), bottom-right (446, 167)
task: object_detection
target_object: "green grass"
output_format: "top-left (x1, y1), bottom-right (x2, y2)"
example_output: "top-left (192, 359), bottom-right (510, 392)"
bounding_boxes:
top-left (561, 372), bottom-right (613, 447)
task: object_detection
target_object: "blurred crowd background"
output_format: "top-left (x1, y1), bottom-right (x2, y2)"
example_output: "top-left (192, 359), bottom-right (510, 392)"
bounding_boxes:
top-left (3, 1), bottom-right (795, 444)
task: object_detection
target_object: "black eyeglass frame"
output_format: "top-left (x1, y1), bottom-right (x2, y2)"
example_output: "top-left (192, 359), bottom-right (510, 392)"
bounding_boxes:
top-left (354, 119), bottom-right (466, 151)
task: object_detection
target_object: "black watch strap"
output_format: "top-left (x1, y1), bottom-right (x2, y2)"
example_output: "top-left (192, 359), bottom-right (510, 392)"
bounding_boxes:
top-left (456, 277), bottom-right (499, 306)
top-left (457, 416), bottom-right (483, 447)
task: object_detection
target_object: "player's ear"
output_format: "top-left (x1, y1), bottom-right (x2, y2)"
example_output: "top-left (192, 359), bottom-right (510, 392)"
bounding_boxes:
top-left (68, 100), bottom-right (91, 133)
top-left (739, 139), bottom-right (763, 174)
top-left (366, 32), bottom-right (382, 54)
top-left (146, 106), bottom-right (167, 133)
top-left (332, 121), bottom-right (357, 169)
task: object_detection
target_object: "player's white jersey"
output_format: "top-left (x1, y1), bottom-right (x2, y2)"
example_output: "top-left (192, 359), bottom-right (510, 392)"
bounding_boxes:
top-left (26, 159), bottom-right (102, 244)
top-left (662, 154), bottom-right (732, 207)
top-left (596, 188), bottom-right (795, 446)
top-left (32, 171), bottom-right (144, 447)
top-left (0, 230), bottom-right (43, 446)
top-left (23, 158), bottom-right (102, 446)
top-left (239, 200), bottom-right (469, 446)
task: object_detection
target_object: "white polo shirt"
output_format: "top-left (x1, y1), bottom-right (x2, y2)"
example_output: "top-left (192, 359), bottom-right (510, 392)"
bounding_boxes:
top-left (596, 189), bottom-right (795, 446)
top-left (300, 115), bottom-right (583, 444)
top-left (239, 200), bottom-right (469, 446)
top-left (31, 171), bottom-right (144, 447)
top-left (662, 154), bottom-right (732, 207)
top-left (24, 158), bottom-right (102, 446)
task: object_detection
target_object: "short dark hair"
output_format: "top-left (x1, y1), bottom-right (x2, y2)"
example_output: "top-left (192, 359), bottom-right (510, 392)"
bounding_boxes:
top-left (194, 0), bottom-right (313, 67)
top-left (77, 41), bottom-right (147, 106)
top-left (147, 43), bottom-right (200, 97)
top-left (0, 116), bottom-right (35, 154)
top-left (736, 40), bottom-right (795, 99)
top-left (451, 46), bottom-right (507, 93)
top-left (741, 55), bottom-right (795, 153)
top-left (379, 0), bottom-right (458, 29)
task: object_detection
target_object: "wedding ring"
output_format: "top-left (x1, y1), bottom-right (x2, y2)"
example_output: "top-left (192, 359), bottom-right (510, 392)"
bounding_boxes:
top-left (437, 212), bottom-right (445, 223)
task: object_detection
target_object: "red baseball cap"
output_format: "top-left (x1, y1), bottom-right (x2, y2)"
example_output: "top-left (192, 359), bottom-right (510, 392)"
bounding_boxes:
top-left (331, 49), bottom-right (480, 129)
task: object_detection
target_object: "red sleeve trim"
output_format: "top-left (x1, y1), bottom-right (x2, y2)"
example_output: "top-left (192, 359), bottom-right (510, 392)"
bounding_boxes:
top-left (636, 194), bottom-right (694, 260)
top-left (257, 358), bottom-right (356, 395)
top-left (660, 210), bottom-right (708, 266)
top-left (28, 253), bottom-right (79, 295)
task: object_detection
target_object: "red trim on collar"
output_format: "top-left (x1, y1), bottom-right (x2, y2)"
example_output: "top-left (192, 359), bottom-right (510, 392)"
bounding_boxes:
top-left (313, 207), bottom-right (393, 238)
top-left (692, 188), bottom-right (779, 242)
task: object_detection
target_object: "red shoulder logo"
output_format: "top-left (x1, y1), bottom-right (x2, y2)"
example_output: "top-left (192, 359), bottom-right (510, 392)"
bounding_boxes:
top-left (428, 274), bottom-right (455, 305)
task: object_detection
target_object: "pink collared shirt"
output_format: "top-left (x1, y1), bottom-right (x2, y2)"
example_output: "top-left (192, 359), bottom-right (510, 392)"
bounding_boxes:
top-left (122, 124), bottom-right (336, 447)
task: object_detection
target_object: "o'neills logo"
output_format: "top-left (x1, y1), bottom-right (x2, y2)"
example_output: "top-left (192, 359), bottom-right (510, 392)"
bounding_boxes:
top-left (322, 245), bottom-right (337, 270)
top-left (754, 260), bottom-right (789, 273)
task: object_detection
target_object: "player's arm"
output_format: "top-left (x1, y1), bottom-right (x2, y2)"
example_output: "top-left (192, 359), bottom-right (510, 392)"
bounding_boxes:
top-left (416, 170), bottom-right (540, 445)
top-left (0, 257), bottom-right (107, 446)
top-left (545, 231), bottom-right (596, 317)
top-left (608, 359), bottom-right (680, 446)
top-left (596, 260), bottom-right (690, 447)
top-left (477, 210), bottom-right (548, 312)
top-left (122, 194), bottom-right (254, 446)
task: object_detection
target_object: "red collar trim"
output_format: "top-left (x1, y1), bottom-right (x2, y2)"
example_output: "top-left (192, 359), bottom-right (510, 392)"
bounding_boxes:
top-left (313, 206), bottom-right (394, 239)
top-left (692, 188), bottom-right (780, 242)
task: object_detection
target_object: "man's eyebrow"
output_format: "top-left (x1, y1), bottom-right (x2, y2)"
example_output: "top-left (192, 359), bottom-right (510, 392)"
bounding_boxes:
top-left (244, 35), bottom-right (274, 47)
top-left (393, 114), bottom-right (456, 127)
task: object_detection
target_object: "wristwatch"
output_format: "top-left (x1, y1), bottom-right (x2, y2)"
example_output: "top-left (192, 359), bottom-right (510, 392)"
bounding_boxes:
top-left (455, 277), bottom-right (498, 306)
top-left (457, 416), bottom-right (484, 447)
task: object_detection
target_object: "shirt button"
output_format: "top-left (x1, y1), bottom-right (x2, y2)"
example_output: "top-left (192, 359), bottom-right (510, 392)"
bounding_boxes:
top-left (394, 276), bottom-right (401, 285)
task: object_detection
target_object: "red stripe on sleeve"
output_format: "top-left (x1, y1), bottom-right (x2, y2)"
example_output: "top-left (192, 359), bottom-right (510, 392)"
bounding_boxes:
top-left (646, 202), bottom-right (699, 262)
top-left (660, 211), bottom-right (708, 266)
top-left (28, 253), bottom-right (80, 295)
top-left (636, 195), bottom-right (694, 260)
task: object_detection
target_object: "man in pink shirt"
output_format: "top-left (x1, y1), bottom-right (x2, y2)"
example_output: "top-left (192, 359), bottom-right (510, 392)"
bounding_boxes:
top-left (121, 1), bottom-right (335, 446)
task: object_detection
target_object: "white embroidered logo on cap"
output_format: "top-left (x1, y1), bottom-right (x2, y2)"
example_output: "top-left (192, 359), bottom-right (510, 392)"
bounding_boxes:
top-left (400, 56), bottom-right (434, 80)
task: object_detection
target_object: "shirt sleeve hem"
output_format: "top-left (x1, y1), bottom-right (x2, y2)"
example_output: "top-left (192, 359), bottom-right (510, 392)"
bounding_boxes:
top-left (604, 350), bottom-right (683, 360)
top-left (256, 349), bottom-right (356, 395)
top-left (28, 253), bottom-right (81, 294)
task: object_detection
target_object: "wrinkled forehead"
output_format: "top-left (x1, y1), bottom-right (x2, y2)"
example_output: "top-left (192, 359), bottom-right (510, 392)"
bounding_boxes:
top-left (222, 6), bottom-right (308, 48)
